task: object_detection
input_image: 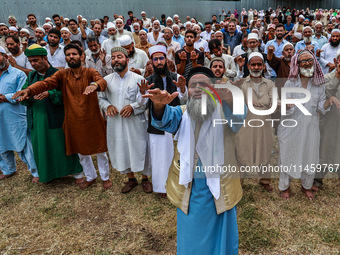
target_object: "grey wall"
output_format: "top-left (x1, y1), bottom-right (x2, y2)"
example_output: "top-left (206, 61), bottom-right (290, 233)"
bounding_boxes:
top-left (2, 0), bottom-right (340, 27)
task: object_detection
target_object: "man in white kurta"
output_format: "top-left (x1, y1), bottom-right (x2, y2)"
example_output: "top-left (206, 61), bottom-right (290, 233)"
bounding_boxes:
top-left (319, 29), bottom-right (340, 74)
top-left (98, 47), bottom-right (151, 194)
top-left (119, 35), bottom-right (149, 76)
top-left (278, 49), bottom-right (336, 200)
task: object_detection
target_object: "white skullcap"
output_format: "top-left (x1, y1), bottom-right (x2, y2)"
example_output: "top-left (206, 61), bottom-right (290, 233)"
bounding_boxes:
top-left (141, 11), bottom-right (146, 15)
top-left (115, 18), bottom-right (123, 23)
top-left (166, 17), bottom-right (173, 22)
top-left (248, 52), bottom-right (264, 61)
top-left (163, 27), bottom-right (173, 33)
top-left (43, 23), bottom-right (52, 28)
top-left (153, 20), bottom-right (160, 25)
top-left (193, 24), bottom-right (200, 29)
top-left (173, 14), bottom-right (179, 18)
top-left (148, 45), bottom-right (167, 57)
top-left (252, 28), bottom-right (259, 32)
top-left (82, 18), bottom-right (87, 22)
top-left (315, 22), bottom-right (323, 26)
top-left (9, 26), bottom-right (18, 32)
top-left (139, 29), bottom-right (147, 34)
top-left (294, 32), bottom-right (302, 39)
top-left (283, 42), bottom-right (294, 50)
top-left (172, 24), bottom-right (179, 29)
top-left (299, 15), bottom-right (305, 19)
top-left (132, 22), bottom-right (140, 27)
top-left (0, 23), bottom-right (8, 27)
top-left (8, 15), bottom-right (16, 20)
top-left (20, 28), bottom-right (30, 34)
top-left (331, 29), bottom-right (340, 35)
top-left (0, 46), bottom-right (6, 54)
top-left (215, 31), bottom-right (223, 35)
top-left (336, 48), bottom-right (340, 58)
top-left (60, 27), bottom-right (71, 33)
top-left (45, 17), bottom-right (51, 21)
top-left (35, 27), bottom-right (45, 33)
top-left (302, 26), bottom-right (313, 33)
top-left (119, 35), bottom-right (133, 46)
top-left (64, 18), bottom-right (69, 21)
top-left (107, 22), bottom-right (116, 29)
top-left (186, 22), bottom-right (192, 26)
top-left (247, 33), bottom-right (259, 40)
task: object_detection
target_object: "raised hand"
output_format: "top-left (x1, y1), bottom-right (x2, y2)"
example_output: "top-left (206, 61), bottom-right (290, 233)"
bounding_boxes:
top-left (137, 80), bottom-right (154, 94)
top-left (142, 88), bottom-right (179, 105)
top-left (99, 49), bottom-right (106, 63)
top-left (316, 49), bottom-right (324, 58)
top-left (267, 45), bottom-right (275, 52)
top-left (173, 75), bottom-right (186, 92)
top-left (237, 57), bottom-right (246, 69)
top-left (106, 105), bottom-right (119, 117)
top-left (179, 51), bottom-right (187, 61)
top-left (190, 50), bottom-right (199, 61)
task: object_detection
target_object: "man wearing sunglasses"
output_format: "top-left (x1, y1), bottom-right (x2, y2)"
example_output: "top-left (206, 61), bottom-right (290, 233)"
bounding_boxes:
top-left (141, 45), bottom-right (187, 197)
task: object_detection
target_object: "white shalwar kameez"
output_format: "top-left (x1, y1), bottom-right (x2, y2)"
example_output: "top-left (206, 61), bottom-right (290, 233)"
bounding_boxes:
top-left (98, 71), bottom-right (150, 175)
top-left (128, 48), bottom-right (149, 76)
top-left (278, 77), bottom-right (329, 190)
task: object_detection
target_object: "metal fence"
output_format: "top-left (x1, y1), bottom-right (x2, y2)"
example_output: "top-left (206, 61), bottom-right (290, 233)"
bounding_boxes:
top-left (2, 0), bottom-right (340, 27)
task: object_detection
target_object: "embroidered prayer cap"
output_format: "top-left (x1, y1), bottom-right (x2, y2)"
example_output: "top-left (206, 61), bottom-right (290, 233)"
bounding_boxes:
top-left (148, 45), bottom-right (167, 57)
top-left (119, 35), bottom-right (133, 46)
top-left (210, 57), bottom-right (225, 68)
top-left (24, 44), bottom-right (48, 57)
top-left (247, 33), bottom-right (259, 41)
top-left (111, 46), bottom-right (128, 57)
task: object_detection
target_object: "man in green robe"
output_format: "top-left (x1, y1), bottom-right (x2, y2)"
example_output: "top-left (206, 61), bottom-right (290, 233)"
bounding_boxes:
top-left (21, 44), bottom-right (83, 183)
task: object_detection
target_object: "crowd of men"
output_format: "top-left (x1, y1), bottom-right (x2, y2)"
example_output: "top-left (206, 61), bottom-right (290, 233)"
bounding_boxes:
top-left (1, 6), bottom-right (340, 254)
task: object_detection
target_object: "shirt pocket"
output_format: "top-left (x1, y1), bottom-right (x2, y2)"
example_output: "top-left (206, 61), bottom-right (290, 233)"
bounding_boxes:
top-left (124, 86), bottom-right (136, 102)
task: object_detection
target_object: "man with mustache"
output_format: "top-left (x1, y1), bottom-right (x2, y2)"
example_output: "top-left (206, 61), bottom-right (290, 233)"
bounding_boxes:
top-left (236, 52), bottom-right (277, 192)
top-left (45, 29), bottom-right (66, 69)
top-left (101, 22), bottom-right (121, 55)
top-left (312, 22), bottom-right (328, 49)
top-left (0, 46), bottom-right (39, 182)
top-left (85, 35), bottom-right (112, 77)
top-left (210, 57), bottom-right (227, 82)
top-left (319, 29), bottom-right (340, 74)
top-left (294, 26), bottom-right (319, 55)
top-left (98, 47), bottom-right (150, 193)
top-left (147, 20), bottom-right (164, 45)
top-left (119, 35), bottom-right (149, 76)
top-left (13, 43), bottom-right (112, 190)
top-left (144, 66), bottom-right (247, 255)
top-left (278, 49), bottom-right (337, 200)
top-left (142, 45), bottom-right (187, 197)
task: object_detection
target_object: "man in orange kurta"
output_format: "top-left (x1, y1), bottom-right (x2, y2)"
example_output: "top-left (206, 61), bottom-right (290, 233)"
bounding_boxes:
top-left (13, 44), bottom-right (112, 190)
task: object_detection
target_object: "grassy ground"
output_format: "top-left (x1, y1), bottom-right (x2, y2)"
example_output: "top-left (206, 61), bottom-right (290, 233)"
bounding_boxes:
top-left (1, 155), bottom-right (340, 255)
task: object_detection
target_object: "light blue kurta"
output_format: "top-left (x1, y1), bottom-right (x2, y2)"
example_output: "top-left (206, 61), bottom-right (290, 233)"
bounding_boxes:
top-left (151, 102), bottom-right (246, 255)
top-left (0, 65), bottom-right (38, 177)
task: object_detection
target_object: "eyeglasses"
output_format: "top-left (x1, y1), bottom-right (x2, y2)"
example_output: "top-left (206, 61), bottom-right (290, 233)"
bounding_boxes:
top-left (152, 56), bottom-right (165, 62)
top-left (299, 58), bottom-right (314, 64)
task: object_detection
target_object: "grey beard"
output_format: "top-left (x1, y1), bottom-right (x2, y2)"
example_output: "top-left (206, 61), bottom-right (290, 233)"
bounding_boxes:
top-left (110, 34), bottom-right (117, 41)
top-left (91, 48), bottom-right (100, 55)
top-left (247, 47), bottom-right (259, 56)
top-left (0, 59), bottom-right (7, 70)
top-left (303, 36), bottom-right (312, 44)
top-left (249, 69), bottom-right (263, 77)
top-left (300, 66), bottom-right (314, 77)
top-left (186, 96), bottom-right (216, 123)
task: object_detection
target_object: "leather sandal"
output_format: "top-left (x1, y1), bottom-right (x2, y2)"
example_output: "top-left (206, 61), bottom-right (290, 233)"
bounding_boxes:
top-left (121, 180), bottom-right (138, 193)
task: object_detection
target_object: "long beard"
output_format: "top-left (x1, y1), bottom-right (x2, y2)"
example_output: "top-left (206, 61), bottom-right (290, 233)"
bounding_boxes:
top-left (186, 96), bottom-right (216, 123)
top-left (110, 34), bottom-right (117, 41)
top-left (330, 40), bottom-right (340, 47)
top-left (0, 59), bottom-right (7, 70)
top-left (153, 28), bottom-right (160, 32)
top-left (247, 47), bottom-right (259, 56)
top-left (303, 36), bottom-right (312, 44)
top-left (128, 48), bottom-right (135, 58)
top-left (153, 62), bottom-right (168, 76)
top-left (67, 59), bottom-right (81, 68)
top-left (300, 66), bottom-right (314, 77)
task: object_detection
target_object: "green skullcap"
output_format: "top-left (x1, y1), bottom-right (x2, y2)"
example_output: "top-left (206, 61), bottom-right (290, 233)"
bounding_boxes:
top-left (24, 44), bottom-right (48, 57)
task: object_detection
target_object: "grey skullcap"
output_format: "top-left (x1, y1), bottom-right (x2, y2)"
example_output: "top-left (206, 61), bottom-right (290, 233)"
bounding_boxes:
top-left (111, 47), bottom-right (128, 57)
top-left (210, 57), bottom-right (225, 68)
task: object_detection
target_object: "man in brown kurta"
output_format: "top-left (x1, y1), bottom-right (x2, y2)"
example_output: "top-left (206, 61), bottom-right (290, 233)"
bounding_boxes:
top-left (13, 44), bottom-right (112, 190)
top-left (235, 52), bottom-right (276, 192)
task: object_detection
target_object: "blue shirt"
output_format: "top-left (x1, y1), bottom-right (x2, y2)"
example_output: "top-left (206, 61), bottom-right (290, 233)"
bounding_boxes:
top-left (173, 35), bottom-right (185, 48)
top-left (223, 32), bottom-right (243, 55)
top-left (264, 39), bottom-right (288, 77)
top-left (0, 65), bottom-right (28, 153)
top-left (284, 23), bottom-right (294, 31)
top-left (151, 102), bottom-right (247, 134)
top-left (312, 35), bottom-right (328, 49)
top-left (294, 40), bottom-right (319, 55)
